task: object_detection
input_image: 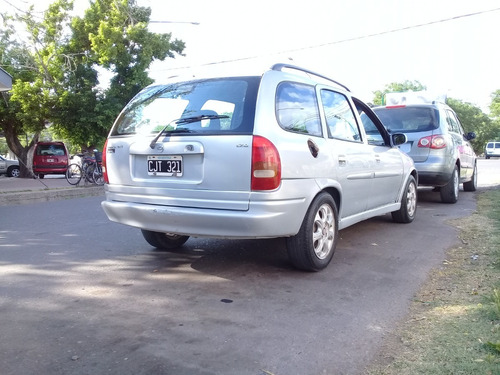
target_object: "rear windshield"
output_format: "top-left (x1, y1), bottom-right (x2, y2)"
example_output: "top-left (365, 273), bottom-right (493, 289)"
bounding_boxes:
top-left (35, 144), bottom-right (66, 156)
top-left (110, 77), bottom-right (260, 136)
top-left (487, 142), bottom-right (500, 148)
top-left (374, 106), bottom-right (439, 133)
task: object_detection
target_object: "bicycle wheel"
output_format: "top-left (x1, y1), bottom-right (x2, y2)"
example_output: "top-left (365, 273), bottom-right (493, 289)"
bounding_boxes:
top-left (66, 163), bottom-right (82, 185)
top-left (84, 163), bottom-right (95, 183)
top-left (92, 164), bottom-right (104, 185)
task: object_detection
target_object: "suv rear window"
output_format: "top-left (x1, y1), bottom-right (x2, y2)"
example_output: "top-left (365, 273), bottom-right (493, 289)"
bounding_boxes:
top-left (110, 77), bottom-right (260, 136)
top-left (374, 106), bottom-right (439, 133)
top-left (35, 144), bottom-right (66, 156)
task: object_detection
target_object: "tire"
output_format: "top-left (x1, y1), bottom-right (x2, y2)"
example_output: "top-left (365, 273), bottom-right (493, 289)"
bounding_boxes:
top-left (92, 165), bottom-right (104, 185)
top-left (7, 166), bottom-right (20, 178)
top-left (286, 192), bottom-right (338, 272)
top-left (440, 165), bottom-right (459, 204)
top-left (392, 175), bottom-right (417, 223)
top-left (463, 163), bottom-right (477, 192)
top-left (38, 174), bottom-right (45, 179)
top-left (83, 163), bottom-right (95, 183)
top-left (141, 229), bottom-right (190, 249)
top-left (66, 163), bottom-right (82, 185)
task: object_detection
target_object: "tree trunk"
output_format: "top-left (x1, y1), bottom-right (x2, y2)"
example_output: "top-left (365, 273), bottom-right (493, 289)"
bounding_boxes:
top-left (2, 121), bottom-right (39, 178)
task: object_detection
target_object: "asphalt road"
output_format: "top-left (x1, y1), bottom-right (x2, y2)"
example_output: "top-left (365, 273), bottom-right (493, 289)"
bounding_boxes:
top-left (1, 159), bottom-right (499, 375)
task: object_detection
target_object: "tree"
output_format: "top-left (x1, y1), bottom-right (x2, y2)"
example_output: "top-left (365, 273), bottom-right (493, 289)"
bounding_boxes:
top-left (0, 0), bottom-right (185, 177)
top-left (446, 98), bottom-right (494, 155)
top-left (50, 0), bottom-right (185, 150)
top-left (372, 80), bottom-right (427, 106)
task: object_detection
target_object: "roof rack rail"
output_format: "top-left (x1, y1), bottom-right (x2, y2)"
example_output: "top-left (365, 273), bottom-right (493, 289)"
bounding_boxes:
top-left (271, 63), bottom-right (350, 92)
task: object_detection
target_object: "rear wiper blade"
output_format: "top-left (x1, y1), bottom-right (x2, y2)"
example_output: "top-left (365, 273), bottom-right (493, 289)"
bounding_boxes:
top-left (177, 114), bottom-right (229, 124)
top-left (149, 114), bottom-right (229, 149)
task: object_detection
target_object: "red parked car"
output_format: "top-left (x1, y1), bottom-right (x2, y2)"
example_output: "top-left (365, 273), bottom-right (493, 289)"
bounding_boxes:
top-left (32, 142), bottom-right (69, 178)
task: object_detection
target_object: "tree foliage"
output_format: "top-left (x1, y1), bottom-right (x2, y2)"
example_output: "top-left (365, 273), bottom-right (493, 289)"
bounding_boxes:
top-left (446, 98), bottom-right (494, 154)
top-left (372, 80), bottom-right (427, 106)
top-left (0, 0), bottom-right (184, 177)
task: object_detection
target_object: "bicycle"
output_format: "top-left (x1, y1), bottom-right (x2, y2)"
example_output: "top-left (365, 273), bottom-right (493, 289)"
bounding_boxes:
top-left (65, 150), bottom-right (104, 186)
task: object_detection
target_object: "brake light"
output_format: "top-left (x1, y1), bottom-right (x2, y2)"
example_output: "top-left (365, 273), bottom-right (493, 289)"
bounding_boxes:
top-left (251, 136), bottom-right (281, 191)
top-left (102, 139), bottom-right (109, 184)
top-left (418, 135), bottom-right (446, 149)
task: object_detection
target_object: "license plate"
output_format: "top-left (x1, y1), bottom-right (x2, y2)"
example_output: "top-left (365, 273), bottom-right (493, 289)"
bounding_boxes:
top-left (147, 155), bottom-right (183, 176)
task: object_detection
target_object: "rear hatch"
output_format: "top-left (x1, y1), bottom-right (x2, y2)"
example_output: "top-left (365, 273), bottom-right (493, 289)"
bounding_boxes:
top-left (105, 76), bottom-right (261, 211)
top-left (374, 105), bottom-right (440, 162)
top-left (33, 143), bottom-right (68, 170)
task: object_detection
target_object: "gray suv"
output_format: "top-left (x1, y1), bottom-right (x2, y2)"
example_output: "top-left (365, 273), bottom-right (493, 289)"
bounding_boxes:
top-left (374, 101), bottom-right (477, 203)
top-left (101, 64), bottom-right (418, 271)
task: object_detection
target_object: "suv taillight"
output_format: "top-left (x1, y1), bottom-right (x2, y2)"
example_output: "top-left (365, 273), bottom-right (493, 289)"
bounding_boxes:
top-left (251, 136), bottom-right (281, 191)
top-left (102, 139), bottom-right (109, 184)
top-left (418, 135), bottom-right (446, 149)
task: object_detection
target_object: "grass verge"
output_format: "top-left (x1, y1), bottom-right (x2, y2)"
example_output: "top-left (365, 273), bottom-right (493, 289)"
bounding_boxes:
top-left (367, 189), bottom-right (500, 375)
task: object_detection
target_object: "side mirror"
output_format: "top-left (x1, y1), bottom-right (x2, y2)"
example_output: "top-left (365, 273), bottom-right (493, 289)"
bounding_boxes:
top-left (466, 132), bottom-right (476, 141)
top-left (392, 133), bottom-right (407, 146)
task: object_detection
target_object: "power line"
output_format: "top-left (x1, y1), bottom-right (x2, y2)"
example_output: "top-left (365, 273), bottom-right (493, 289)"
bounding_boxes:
top-left (157, 6), bottom-right (500, 71)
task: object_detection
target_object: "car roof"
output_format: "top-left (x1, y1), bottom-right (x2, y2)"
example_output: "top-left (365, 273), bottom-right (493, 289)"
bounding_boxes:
top-left (151, 62), bottom-right (351, 94)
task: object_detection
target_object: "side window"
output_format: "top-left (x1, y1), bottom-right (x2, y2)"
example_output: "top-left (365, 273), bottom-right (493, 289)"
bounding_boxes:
top-left (276, 82), bottom-right (322, 136)
top-left (446, 110), bottom-right (461, 134)
top-left (320, 90), bottom-right (361, 142)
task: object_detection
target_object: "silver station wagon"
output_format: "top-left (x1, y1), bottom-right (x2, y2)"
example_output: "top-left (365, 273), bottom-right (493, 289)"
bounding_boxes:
top-left (101, 64), bottom-right (418, 271)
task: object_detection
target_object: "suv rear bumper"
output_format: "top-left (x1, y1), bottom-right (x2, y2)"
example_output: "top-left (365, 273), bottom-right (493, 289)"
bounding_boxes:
top-left (101, 197), bottom-right (307, 239)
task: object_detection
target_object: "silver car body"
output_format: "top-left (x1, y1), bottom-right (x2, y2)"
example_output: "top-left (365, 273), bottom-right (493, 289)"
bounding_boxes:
top-left (373, 103), bottom-right (476, 187)
top-left (0, 156), bottom-right (20, 177)
top-left (102, 65), bottom-right (416, 240)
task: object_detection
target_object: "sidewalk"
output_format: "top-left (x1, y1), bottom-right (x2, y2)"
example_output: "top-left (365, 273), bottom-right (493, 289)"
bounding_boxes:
top-left (0, 175), bottom-right (104, 206)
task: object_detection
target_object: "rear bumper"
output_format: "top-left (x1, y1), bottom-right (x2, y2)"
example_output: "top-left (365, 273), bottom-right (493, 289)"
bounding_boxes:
top-left (414, 158), bottom-right (454, 186)
top-left (101, 196), bottom-right (307, 239)
top-left (33, 166), bottom-right (68, 174)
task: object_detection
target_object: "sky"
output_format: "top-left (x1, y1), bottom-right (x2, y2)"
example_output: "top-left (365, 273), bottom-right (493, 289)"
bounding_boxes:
top-left (3, 0), bottom-right (500, 112)
top-left (139, 0), bottom-right (500, 112)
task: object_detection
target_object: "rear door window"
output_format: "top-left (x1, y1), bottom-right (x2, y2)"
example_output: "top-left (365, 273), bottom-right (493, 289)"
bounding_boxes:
top-left (446, 109), bottom-right (461, 134)
top-left (276, 82), bottom-right (322, 137)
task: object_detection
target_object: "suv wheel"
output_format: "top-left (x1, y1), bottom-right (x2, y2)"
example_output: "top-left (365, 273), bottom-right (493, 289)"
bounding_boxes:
top-left (286, 192), bottom-right (338, 272)
top-left (440, 165), bottom-right (459, 203)
top-left (463, 163), bottom-right (477, 192)
top-left (141, 230), bottom-right (189, 249)
top-left (392, 175), bottom-right (417, 223)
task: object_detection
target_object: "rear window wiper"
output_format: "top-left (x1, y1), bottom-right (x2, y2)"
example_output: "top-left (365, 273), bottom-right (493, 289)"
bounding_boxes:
top-left (150, 114), bottom-right (229, 149)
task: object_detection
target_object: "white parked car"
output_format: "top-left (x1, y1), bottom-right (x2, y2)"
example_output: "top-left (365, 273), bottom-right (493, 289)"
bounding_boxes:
top-left (485, 141), bottom-right (500, 159)
top-left (101, 64), bottom-right (418, 271)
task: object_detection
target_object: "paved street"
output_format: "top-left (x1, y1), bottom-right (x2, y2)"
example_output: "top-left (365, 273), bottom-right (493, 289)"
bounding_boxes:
top-left (0, 159), bottom-right (498, 375)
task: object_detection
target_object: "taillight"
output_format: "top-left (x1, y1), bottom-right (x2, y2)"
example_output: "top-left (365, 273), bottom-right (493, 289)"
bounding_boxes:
top-left (102, 139), bottom-right (109, 184)
top-left (251, 136), bottom-right (281, 191)
top-left (418, 135), bottom-right (446, 149)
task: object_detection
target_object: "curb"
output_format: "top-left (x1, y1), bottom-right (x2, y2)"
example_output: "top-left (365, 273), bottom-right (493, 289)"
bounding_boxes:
top-left (0, 186), bottom-right (105, 206)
